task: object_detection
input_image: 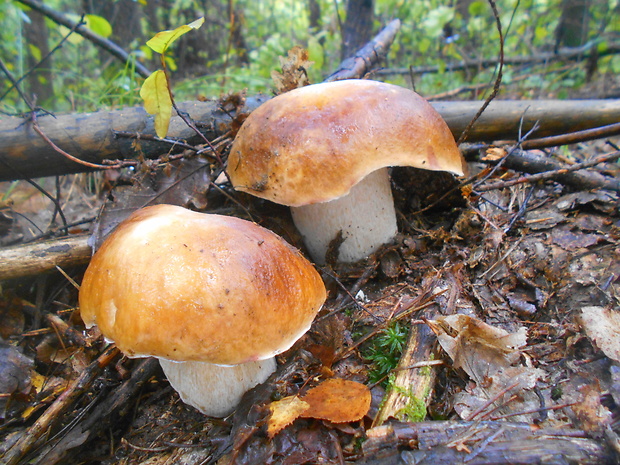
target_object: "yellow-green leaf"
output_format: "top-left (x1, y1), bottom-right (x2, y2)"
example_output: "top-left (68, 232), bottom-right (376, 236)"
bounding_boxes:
top-left (28, 44), bottom-right (41, 62)
top-left (146, 17), bottom-right (204, 54)
top-left (140, 70), bottom-right (173, 138)
top-left (85, 14), bottom-right (112, 38)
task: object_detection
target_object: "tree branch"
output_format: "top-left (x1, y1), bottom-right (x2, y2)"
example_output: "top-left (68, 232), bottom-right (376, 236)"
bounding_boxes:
top-left (376, 40), bottom-right (620, 77)
top-left (326, 19), bottom-right (401, 82)
top-left (15, 0), bottom-right (151, 78)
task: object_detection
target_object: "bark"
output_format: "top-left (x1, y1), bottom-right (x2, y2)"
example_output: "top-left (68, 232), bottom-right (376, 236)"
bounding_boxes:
top-left (83, 0), bottom-right (144, 48)
top-left (0, 234), bottom-right (91, 281)
top-left (1, 97), bottom-right (619, 182)
top-left (377, 41), bottom-right (620, 77)
top-left (326, 19), bottom-right (400, 82)
top-left (372, 320), bottom-right (439, 427)
top-left (23, 9), bottom-right (54, 105)
top-left (0, 96), bottom-right (267, 182)
top-left (341, 0), bottom-right (375, 60)
top-left (359, 420), bottom-right (615, 464)
top-left (555, 0), bottom-right (591, 50)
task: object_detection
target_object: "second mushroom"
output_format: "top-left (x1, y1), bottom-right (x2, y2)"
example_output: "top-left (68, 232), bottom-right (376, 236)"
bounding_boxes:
top-left (227, 79), bottom-right (466, 265)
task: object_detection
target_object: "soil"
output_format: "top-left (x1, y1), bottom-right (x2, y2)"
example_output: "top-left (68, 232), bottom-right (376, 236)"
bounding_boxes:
top-left (0, 78), bottom-right (619, 464)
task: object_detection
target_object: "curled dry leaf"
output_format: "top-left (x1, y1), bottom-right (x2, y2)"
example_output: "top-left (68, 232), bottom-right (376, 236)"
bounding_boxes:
top-left (271, 46), bottom-right (314, 94)
top-left (300, 378), bottom-right (371, 423)
top-left (432, 314), bottom-right (527, 385)
top-left (579, 306), bottom-right (620, 362)
top-left (267, 396), bottom-right (310, 438)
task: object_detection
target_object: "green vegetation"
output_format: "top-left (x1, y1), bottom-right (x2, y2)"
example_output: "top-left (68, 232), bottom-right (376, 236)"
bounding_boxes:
top-left (1, 0), bottom-right (619, 114)
top-left (386, 373), bottom-right (429, 422)
top-left (365, 321), bottom-right (408, 385)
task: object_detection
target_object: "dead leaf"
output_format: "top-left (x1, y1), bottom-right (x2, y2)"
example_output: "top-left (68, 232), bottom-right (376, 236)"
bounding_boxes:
top-left (572, 383), bottom-right (610, 432)
top-left (271, 46), bottom-right (313, 94)
top-left (267, 396), bottom-right (310, 438)
top-left (0, 292), bottom-right (26, 339)
top-left (579, 306), bottom-right (620, 362)
top-left (300, 378), bottom-right (371, 423)
top-left (454, 365), bottom-right (545, 421)
top-left (551, 227), bottom-right (604, 250)
top-left (433, 314), bottom-right (527, 385)
top-left (482, 147), bottom-right (507, 161)
top-left (90, 158), bottom-right (211, 251)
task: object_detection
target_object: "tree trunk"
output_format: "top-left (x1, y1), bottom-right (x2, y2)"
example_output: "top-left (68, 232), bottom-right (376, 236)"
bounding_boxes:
top-left (555, 0), bottom-right (590, 50)
top-left (341, 0), bottom-right (375, 60)
top-left (23, 9), bottom-right (54, 106)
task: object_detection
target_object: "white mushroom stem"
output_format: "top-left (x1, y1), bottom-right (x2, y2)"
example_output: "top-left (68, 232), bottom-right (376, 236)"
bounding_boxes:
top-left (159, 357), bottom-right (276, 417)
top-left (291, 167), bottom-right (398, 265)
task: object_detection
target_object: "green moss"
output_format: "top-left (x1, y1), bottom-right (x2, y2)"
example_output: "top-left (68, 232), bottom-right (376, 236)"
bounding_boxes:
top-left (398, 395), bottom-right (427, 422)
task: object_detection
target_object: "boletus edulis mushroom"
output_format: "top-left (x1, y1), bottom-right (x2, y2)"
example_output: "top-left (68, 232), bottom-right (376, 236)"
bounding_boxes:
top-left (227, 79), bottom-right (466, 264)
top-left (79, 205), bottom-right (326, 417)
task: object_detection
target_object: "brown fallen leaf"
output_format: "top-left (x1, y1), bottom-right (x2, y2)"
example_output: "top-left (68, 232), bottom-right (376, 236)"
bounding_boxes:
top-left (432, 314), bottom-right (527, 385)
top-left (267, 396), bottom-right (310, 438)
top-left (271, 46), bottom-right (313, 94)
top-left (579, 306), bottom-right (620, 362)
top-left (300, 378), bottom-right (371, 423)
top-left (571, 383), bottom-right (610, 433)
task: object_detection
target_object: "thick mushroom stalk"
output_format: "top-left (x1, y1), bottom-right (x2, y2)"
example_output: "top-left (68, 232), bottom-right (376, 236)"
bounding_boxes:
top-left (159, 358), bottom-right (276, 417)
top-left (291, 168), bottom-right (397, 264)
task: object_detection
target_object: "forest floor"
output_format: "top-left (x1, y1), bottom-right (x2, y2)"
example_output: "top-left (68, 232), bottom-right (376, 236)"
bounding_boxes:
top-left (0, 76), bottom-right (619, 465)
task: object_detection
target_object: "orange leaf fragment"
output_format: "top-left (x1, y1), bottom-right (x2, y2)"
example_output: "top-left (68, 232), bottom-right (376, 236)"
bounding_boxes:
top-left (300, 378), bottom-right (371, 423)
top-left (266, 396), bottom-right (310, 438)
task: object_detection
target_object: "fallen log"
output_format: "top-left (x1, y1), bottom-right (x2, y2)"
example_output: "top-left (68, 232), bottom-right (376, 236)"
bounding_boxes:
top-left (1, 98), bottom-right (619, 182)
top-left (0, 97), bottom-right (267, 182)
top-left (359, 420), bottom-right (615, 464)
top-left (0, 234), bottom-right (91, 281)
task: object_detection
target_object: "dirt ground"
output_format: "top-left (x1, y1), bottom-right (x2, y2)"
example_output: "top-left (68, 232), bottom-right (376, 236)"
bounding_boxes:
top-left (1, 80), bottom-right (619, 464)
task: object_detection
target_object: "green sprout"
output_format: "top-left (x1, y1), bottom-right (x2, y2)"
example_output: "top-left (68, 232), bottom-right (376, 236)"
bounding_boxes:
top-left (365, 321), bottom-right (409, 386)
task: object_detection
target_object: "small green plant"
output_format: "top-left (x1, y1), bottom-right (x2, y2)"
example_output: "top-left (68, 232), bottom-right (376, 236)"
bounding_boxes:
top-left (140, 18), bottom-right (204, 138)
top-left (365, 321), bottom-right (408, 386)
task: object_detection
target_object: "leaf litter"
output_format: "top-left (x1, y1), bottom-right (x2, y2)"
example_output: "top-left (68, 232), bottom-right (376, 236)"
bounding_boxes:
top-left (1, 80), bottom-right (620, 464)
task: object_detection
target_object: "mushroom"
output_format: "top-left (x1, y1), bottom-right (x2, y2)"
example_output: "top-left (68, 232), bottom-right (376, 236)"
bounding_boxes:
top-left (227, 79), bottom-right (466, 264)
top-left (79, 205), bottom-right (326, 417)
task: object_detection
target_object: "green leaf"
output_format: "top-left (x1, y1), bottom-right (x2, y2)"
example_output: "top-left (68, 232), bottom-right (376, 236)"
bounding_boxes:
top-left (146, 17), bottom-right (205, 54)
top-left (85, 14), bottom-right (112, 38)
top-left (468, 0), bottom-right (486, 16)
top-left (421, 7), bottom-right (454, 39)
top-left (307, 36), bottom-right (324, 70)
top-left (140, 70), bottom-right (173, 138)
top-left (28, 44), bottom-right (41, 62)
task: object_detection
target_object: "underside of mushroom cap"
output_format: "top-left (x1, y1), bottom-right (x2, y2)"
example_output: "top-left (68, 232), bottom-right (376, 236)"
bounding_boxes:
top-left (227, 79), bottom-right (465, 207)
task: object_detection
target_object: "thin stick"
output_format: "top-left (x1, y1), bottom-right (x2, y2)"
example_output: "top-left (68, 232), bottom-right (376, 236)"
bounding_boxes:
top-left (2, 345), bottom-right (121, 465)
top-left (478, 150), bottom-right (620, 191)
top-left (15, 0), bottom-right (151, 78)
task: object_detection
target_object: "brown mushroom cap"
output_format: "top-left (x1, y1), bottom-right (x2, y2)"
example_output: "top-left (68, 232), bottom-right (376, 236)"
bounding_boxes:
top-left (228, 79), bottom-right (465, 207)
top-left (79, 205), bottom-right (326, 365)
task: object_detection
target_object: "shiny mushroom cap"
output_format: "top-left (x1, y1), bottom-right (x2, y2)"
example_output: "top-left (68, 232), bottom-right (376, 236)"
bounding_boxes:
top-left (79, 204), bottom-right (326, 365)
top-left (227, 79), bottom-right (465, 208)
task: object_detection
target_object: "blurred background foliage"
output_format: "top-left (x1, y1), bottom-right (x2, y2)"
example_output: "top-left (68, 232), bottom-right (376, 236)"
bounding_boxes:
top-left (0, 0), bottom-right (618, 114)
